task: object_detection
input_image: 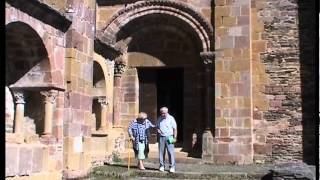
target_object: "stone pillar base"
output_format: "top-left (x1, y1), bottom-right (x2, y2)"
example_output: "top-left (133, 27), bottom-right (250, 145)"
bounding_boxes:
top-left (40, 134), bottom-right (57, 145)
top-left (202, 130), bottom-right (214, 161)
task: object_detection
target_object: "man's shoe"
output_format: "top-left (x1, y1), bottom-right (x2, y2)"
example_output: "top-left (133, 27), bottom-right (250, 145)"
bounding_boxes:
top-left (169, 167), bottom-right (175, 173)
top-left (159, 166), bottom-right (165, 172)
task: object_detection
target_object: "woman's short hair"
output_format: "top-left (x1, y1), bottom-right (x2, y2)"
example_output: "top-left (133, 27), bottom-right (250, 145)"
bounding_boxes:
top-left (138, 112), bottom-right (147, 119)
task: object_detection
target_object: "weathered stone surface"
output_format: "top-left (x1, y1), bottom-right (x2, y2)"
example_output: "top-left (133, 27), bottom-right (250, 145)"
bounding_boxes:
top-left (24, 134), bottom-right (40, 144)
top-left (5, 86), bottom-right (14, 133)
top-left (265, 163), bottom-right (315, 180)
top-left (254, 0), bottom-right (315, 164)
top-left (6, 144), bottom-right (19, 177)
top-left (32, 146), bottom-right (44, 173)
top-left (18, 146), bottom-right (33, 175)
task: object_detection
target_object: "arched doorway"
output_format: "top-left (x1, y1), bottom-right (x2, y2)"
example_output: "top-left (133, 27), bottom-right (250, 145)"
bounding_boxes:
top-left (124, 21), bottom-right (203, 150)
top-left (98, 1), bottom-right (214, 157)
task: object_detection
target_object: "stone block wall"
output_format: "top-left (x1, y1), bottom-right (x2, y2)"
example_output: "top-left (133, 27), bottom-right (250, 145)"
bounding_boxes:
top-left (63, 0), bottom-right (95, 178)
top-left (41, 0), bottom-right (67, 12)
top-left (177, 0), bottom-right (212, 23)
top-left (251, 0), bottom-right (272, 163)
top-left (254, 0), bottom-right (307, 163)
top-left (6, 135), bottom-right (63, 179)
top-left (120, 67), bottom-right (139, 127)
top-left (214, 0), bottom-right (253, 164)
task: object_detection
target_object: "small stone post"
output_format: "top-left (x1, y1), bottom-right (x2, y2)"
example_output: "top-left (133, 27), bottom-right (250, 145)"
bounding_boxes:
top-left (98, 97), bottom-right (108, 131)
top-left (41, 90), bottom-right (58, 135)
top-left (113, 54), bottom-right (126, 126)
top-left (13, 91), bottom-right (25, 134)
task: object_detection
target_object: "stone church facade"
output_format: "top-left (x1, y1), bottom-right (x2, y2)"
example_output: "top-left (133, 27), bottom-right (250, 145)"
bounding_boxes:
top-left (5, 0), bottom-right (315, 179)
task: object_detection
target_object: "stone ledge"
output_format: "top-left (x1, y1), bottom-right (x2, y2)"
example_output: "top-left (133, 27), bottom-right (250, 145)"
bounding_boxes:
top-left (6, 133), bottom-right (24, 144)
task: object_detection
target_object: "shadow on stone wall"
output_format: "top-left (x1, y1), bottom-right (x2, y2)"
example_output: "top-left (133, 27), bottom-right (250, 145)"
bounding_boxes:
top-left (298, 0), bottom-right (316, 165)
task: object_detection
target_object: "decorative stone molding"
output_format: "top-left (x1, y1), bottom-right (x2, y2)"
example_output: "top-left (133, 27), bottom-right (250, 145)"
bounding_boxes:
top-left (97, 0), bottom-right (214, 52)
top-left (98, 97), bottom-right (108, 106)
top-left (40, 90), bottom-right (58, 104)
top-left (114, 62), bottom-right (126, 76)
top-left (13, 91), bottom-right (25, 104)
top-left (114, 55), bottom-right (126, 76)
top-left (200, 51), bottom-right (215, 65)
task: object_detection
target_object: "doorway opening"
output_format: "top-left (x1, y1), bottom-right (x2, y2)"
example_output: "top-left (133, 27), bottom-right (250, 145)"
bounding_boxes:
top-left (138, 68), bottom-right (184, 145)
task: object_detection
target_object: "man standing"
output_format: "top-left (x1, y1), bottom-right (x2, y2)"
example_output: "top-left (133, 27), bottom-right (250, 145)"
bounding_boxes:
top-left (157, 107), bottom-right (177, 173)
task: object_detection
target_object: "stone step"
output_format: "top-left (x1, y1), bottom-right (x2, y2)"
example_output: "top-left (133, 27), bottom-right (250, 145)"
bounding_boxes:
top-left (121, 147), bottom-right (190, 160)
top-left (91, 165), bottom-right (265, 180)
top-left (121, 157), bottom-right (203, 165)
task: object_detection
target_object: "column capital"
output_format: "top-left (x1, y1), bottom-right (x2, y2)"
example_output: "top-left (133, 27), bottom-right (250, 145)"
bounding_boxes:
top-left (114, 61), bottom-right (126, 76)
top-left (200, 51), bottom-right (215, 65)
top-left (13, 91), bottom-right (25, 104)
top-left (40, 90), bottom-right (58, 104)
top-left (114, 54), bottom-right (127, 76)
top-left (98, 97), bottom-right (108, 106)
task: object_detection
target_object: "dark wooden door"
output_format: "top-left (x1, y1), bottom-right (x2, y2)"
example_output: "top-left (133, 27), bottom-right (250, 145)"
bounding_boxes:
top-left (157, 68), bottom-right (184, 143)
top-left (138, 69), bottom-right (158, 143)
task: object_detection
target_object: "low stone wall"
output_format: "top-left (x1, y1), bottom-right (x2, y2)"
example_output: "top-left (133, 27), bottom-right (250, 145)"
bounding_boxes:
top-left (6, 141), bottom-right (61, 178)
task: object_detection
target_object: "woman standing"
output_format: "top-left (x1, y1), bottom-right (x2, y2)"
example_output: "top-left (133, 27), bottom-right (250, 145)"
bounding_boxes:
top-left (128, 112), bottom-right (155, 170)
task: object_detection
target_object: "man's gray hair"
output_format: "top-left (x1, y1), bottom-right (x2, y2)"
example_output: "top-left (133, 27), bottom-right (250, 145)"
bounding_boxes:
top-left (160, 107), bottom-right (168, 113)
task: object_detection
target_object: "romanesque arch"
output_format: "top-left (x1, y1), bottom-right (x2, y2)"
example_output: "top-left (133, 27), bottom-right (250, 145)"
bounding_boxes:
top-left (96, 0), bottom-right (215, 156)
top-left (92, 55), bottom-right (113, 131)
top-left (97, 0), bottom-right (214, 53)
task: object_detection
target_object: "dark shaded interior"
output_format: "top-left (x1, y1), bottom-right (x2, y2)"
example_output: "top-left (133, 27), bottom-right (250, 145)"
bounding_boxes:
top-left (6, 22), bottom-right (49, 86)
top-left (92, 99), bottom-right (102, 131)
top-left (93, 61), bottom-right (105, 87)
top-left (138, 68), bottom-right (184, 145)
top-left (24, 91), bottom-right (45, 135)
top-left (298, 0), bottom-right (316, 165)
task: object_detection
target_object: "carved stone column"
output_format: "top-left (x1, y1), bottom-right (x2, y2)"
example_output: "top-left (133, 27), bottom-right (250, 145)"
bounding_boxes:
top-left (13, 91), bottom-right (25, 134)
top-left (98, 97), bottom-right (108, 131)
top-left (41, 90), bottom-right (58, 135)
top-left (200, 51), bottom-right (215, 160)
top-left (113, 55), bottom-right (126, 127)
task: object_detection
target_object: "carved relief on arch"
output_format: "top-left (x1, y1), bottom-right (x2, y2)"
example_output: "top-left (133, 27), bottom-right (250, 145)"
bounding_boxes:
top-left (97, 0), bottom-right (214, 52)
top-left (200, 51), bottom-right (215, 65)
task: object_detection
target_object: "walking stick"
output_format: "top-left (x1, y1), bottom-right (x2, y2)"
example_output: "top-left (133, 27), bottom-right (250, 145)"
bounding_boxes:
top-left (128, 139), bottom-right (131, 171)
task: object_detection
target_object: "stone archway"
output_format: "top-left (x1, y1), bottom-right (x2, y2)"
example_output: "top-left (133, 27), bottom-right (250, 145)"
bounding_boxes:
top-left (6, 21), bottom-right (52, 136)
top-left (97, 0), bottom-right (214, 158)
top-left (98, 0), bottom-right (213, 52)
